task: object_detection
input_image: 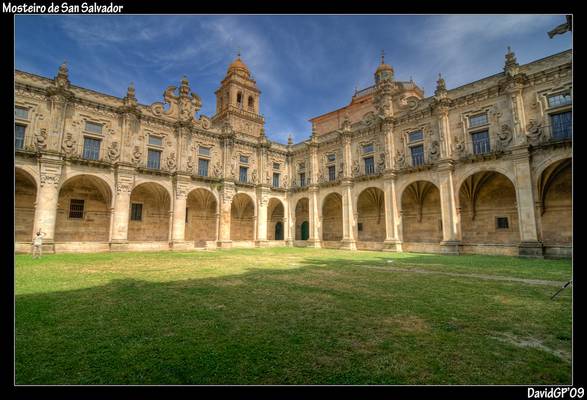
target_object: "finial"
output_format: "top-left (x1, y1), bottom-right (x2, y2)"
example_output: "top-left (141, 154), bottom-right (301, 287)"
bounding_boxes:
top-left (287, 133), bottom-right (293, 145)
top-left (237, 48), bottom-right (241, 59)
top-left (354, 85), bottom-right (358, 95)
top-left (507, 46), bottom-right (512, 53)
top-left (381, 50), bottom-right (385, 64)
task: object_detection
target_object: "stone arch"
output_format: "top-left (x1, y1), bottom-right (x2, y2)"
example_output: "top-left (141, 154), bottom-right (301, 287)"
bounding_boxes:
top-left (231, 193), bottom-right (255, 240)
top-left (185, 188), bottom-right (218, 245)
top-left (458, 171), bottom-right (520, 245)
top-left (15, 167), bottom-right (38, 242)
top-left (401, 180), bottom-right (442, 243)
top-left (59, 171), bottom-right (115, 208)
top-left (55, 174), bottom-right (113, 242)
top-left (537, 158), bottom-right (571, 247)
top-left (128, 181), bottom-right (171, 241)
top-left (267, 198), bottom-right (285, 240)
top-left (322, 192), bottom-right (343, 241)
top-left (356, 187), bottom-right (386, 242)
top-left (295, 197), bottom-right (309, 240)
top-left (454, 164), bottom-right (516, 198)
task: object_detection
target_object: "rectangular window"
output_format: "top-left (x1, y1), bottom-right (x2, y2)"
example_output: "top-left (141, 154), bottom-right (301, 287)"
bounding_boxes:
top-left (472, 130), bottom-right (491, 154)
top-left (299, 172), bottom-right (306, 187)
top-left (411, 145), bottom-right (425, 166)
top-left (240, 155), bottom-right (249, 164)
top-left (469, 113), bottom-right (488, 128)
top-left (547, 93), bottom-right (572, 108)
top-left (83, 137), bottom-right (101, 160)
top-left (198, 158), bottom-right (209, 176)
top-left (148, 135), bottom-right (163, 146)
top-left (131, 203), bottom-right (143, 221)
top-left (496, 217), bottom-right (509, 229)
top-left (85, 121), bottom-right (103, 134)
top-left (15, 124), bottom-right (25, 149)
top-left (358, 223), bottom-right (363, 232)
top-left (408, 130), bottom-right (424, 143)
top-left (69, 199), bottom-right (85, 219)
top-left (273, 162), bottom-right (281, 170)
top-left (327, 153), bottom-right (336, 163)
top-left (147, 149), bottom-right (161, 169)
top-left (15, 106), bottom-right (29, 119)
top-left (273, 173), bottom-right (280, 188)
top-left (362, 144), bottom-right (374, 154)
top-left (199, 146), bottom-right (210, 156)
top-left (550, 111), bottom-right (572, 140)
top-left (364, 156), bottom-right (375, 175)
top-left (239, 166), bottom-right (248, 183)
top-left (328, 165), bottom-right (336, 181)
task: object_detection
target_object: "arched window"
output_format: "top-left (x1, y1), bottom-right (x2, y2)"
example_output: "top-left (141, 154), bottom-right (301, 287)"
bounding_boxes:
top-left (248, 96), bottom-right (254, 110)
top-left (237, 92), bottom-right (243, 108)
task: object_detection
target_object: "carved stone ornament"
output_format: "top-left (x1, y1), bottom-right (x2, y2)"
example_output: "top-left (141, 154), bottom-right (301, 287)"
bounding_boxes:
top-left (377, 152), bottom-right (386, 172)
top-left (186, 156), bottom-right (194, 173)
top-left (61, 132), bottom-right (77, 155)
top-left (116, 182), bottom-right (133, 193)
top-left (199, 115), bottom-right (211, 130)
top-left (362, 112), bottom-right (376, 126)
top-left (132, 146), bottom-right (142, 165)
top-left (318, 170), bottom-right (325, 183)
top-left (35, 128), bottom-right (48, 150)
top-left (395, 150), bottom-right (406, 169)
top-left (282, 174), bottom-right (288, 187)
top-left (352, 160), bottom-right (360, 177)
top-left (338, 162), bottom-right (345, 178)
top-left (40, 172), bottom-right (60, 187)
top-left (213, 162), bottom-right (222, 178)
top-left (107, 142), bottom-right (120, 162)
top-left (525, 120), bottom-right (543, 145)
top-left (454, 137), bottom-right (466, 155)
top-left (428, 141), bottom-right (440, 161)
top-left (497, 124), bottom-right (513, 149)
top-left (251, 169), bottom-right (257, 183)
top-left (166, 152), bottom-right (177, 171)
top-left (150, 76), bottom-right (202, 123)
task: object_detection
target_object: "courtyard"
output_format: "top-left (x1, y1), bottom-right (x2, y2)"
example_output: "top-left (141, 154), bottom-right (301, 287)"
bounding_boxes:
top-left (15, 248), bottom-right (572, 385)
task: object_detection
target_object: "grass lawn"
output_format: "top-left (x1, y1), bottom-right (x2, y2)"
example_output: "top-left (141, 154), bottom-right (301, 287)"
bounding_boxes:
top-left (15, 248), bottom-right (572, 385)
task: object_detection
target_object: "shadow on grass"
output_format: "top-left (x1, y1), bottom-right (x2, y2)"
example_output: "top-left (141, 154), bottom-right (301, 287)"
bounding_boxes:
top-left (16, 255), bottom-right (572, 385)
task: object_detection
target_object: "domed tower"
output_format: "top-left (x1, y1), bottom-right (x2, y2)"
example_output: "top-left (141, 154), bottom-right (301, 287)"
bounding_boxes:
top-left (212, 53), bottom-right (265, 137)
top-left (374, 51), bottom-right (394, 84)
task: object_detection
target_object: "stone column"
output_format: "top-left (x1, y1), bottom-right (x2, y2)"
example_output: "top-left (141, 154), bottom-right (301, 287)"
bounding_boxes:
top-left (340, 181), bottom-right (357, 250)
top-left (217, 182), bottom-right (234, 248)
top-left (256, 186), bottom-right (269, 247)
top-left (512, 146), bottom-right (543, 257)
top-left (283, 196), bottom-right (292, 246)
top-left (306, 186), bottom-right (321, 248)
top-left (437, 161), bottom-right (461, 255)
top-left (382, 173), bottom-right (402, 251)
top-left (171, 174), bottom-right (190, 250)
top-left (110, 180), bottom-right (133, 251)
top-left (34, 158), bottom-right (63, 253)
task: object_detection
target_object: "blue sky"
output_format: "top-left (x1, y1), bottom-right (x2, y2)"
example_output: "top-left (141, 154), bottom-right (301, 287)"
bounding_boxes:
top-left (15, 15), bottom-right (571, 143)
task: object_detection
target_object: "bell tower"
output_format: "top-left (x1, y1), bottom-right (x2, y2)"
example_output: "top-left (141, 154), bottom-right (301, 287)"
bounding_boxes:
top-left (212, 53), bottom-right (265, 137)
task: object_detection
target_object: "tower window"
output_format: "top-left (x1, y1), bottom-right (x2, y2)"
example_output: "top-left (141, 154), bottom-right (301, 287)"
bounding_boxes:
top-left (237, 92), bottom-right (243, 107)
top-left (248, 96), bottom-right (254, 110)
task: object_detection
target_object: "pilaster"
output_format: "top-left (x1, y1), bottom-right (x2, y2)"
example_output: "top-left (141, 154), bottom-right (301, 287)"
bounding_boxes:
top-left (340, 180), bottom-right (356, 250)
top-left (306, 185), bottom-right (321, 248)
top-left (437, 161), bottom-right (462, 255)
top-left (382, 172), bottom-right (402, 252)
top-left (110, 167), bottom-right (134, 251)
top-left (34, 154), bottom-right (64, 253)
top-left (170, 173), bottom-right (191, 250)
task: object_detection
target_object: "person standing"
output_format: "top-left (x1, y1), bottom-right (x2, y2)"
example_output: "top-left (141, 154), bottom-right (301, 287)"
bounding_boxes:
top-left (32, 230), bottom-right (45, 259)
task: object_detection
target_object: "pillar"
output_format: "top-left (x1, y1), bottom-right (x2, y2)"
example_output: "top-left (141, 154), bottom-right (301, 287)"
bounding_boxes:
top-left (34, 158), bottom-right (63, 253)
top-left (171, 175), bottom-right (190, 250)
top-left (340, 181), bottom-right (356, 250)
top-left (382, 174), bottom-right (402, 251)
top-left (256, 187), bottom-right (269, 247)
top-left (437, 161), bottom-right (461, 255)
top-left (110, 173), bottom-right (133, 251)
top-left (217, 183), bottom-right (234, 248)
top-left (306, 186), bottom-right (321, 248)
top-left (512, 146), bottom-right (543, 257)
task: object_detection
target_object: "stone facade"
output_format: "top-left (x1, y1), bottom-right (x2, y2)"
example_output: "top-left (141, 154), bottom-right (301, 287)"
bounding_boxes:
top-left (14, 49), bottom-right (572, 257)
